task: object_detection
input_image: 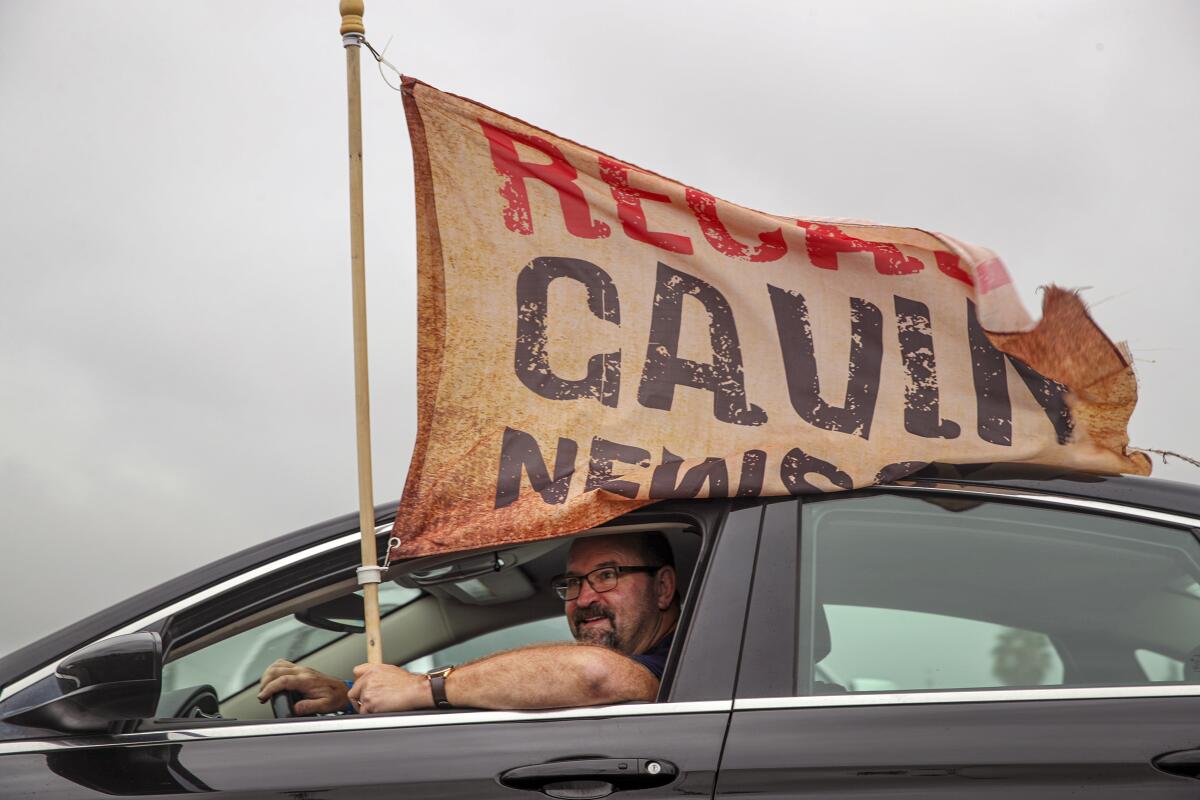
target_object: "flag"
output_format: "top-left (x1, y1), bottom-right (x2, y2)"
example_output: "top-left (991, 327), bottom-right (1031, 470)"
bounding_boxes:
top-left (392, 77), bottom-right (1149, 559)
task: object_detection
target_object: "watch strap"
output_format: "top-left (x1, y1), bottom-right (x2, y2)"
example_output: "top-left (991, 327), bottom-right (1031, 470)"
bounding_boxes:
top-left (427, 666), bottom-right (454, 709)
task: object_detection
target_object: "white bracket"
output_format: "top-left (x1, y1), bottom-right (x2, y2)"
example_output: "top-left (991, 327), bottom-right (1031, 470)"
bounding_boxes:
top-left (356, 565), bottom-right (383, 585)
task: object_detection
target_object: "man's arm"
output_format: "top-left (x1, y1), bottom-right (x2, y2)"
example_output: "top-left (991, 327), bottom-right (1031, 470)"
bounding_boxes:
top-left (349, 643), bottom-right (658, 713)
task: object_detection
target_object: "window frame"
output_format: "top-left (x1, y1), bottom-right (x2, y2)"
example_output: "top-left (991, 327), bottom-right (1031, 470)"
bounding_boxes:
top-left (168, 509), bottom-right (721, 719)
top-left (2, 502), bottom-right (747, 751)
top-left (734, 481), bottom-right (1200, 710)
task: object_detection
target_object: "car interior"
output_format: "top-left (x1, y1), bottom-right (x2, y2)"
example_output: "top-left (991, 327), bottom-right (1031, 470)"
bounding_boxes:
top-left (802, 495), bottom-right (1200, 694)
top-left (156, 522), bottom-right (703, 723)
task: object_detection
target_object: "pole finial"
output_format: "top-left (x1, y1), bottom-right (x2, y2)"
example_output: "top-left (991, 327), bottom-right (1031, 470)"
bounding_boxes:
top-left (339, 0), bottom-right (365, 36)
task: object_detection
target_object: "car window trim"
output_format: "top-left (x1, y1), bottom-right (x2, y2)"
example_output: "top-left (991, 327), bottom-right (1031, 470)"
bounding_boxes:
top-left (0, 700), bottom-right (732, 756)
top-left (734, 683), bottom-right (1200, 710)
top-left (879, 480), bottom-right (1200, 531)
top-left (0, 527), bottom-right (391, 703)
top-left (7, 681), bottom-right (1200, 757)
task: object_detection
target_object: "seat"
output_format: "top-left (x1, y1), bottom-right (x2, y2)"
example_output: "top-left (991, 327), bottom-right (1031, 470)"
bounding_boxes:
top-left (811, 605), bottom-right (847, 694)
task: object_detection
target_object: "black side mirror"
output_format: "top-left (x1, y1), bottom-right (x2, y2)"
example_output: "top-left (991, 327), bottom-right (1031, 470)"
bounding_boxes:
top-left (1, 632), bottom-right (162, 733)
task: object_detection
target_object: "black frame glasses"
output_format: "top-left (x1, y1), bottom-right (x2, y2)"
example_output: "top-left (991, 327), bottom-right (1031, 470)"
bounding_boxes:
top-left (551, 565), bottom-right (662, 601)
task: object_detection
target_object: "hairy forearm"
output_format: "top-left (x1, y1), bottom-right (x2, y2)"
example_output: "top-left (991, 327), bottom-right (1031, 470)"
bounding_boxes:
top-left (445, 643), bottom-right (658, 710)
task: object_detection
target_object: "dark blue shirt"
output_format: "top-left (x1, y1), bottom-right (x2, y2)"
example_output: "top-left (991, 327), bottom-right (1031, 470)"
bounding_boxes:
top-left (629, 631), bottom-right (674, 680)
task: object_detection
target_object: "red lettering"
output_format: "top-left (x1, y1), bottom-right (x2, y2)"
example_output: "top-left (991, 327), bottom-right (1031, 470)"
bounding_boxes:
top-left (685, 189), bottom-right (787, 263)
top-left (934, 251), bottom-right (974, 286)
top-left (795, 221), bottom-right (923, 275)
top-left (479, 120), bottom-right (610, 240)
top-left (975, 257), bottom-right (1013, 294)
top-left (598, 157), bottom-right (693, 254)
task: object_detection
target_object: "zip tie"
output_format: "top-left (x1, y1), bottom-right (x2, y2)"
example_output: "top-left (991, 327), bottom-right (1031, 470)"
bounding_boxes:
top-left (358, 535), bottom-right (401, 586)
top-left (362, 36), bottom-right (403, 91)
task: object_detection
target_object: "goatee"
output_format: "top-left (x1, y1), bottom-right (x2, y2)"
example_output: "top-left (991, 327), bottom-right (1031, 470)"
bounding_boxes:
top-left (573, 603), bottom-right (619, 649)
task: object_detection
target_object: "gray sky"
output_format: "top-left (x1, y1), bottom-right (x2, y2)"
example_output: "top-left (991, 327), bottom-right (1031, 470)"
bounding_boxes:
top-left (1, 0), bottom-right (1197, 657)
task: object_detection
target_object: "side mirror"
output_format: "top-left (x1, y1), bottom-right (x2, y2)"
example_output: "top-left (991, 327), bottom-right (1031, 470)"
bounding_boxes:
top-left (1, 632), bottom-right (162, 733)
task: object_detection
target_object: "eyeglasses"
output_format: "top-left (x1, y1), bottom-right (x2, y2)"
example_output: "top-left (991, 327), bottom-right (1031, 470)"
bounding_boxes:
top-left (551, 565), bottom-right (662, 601)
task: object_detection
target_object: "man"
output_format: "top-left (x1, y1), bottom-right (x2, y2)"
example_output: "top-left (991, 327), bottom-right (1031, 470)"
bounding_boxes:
top-left (257, 532), bottom-right (679, 714)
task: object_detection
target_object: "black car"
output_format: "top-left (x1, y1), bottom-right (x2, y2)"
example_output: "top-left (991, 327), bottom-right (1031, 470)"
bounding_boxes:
top-left (3, 464), bottom-right (1200, 798)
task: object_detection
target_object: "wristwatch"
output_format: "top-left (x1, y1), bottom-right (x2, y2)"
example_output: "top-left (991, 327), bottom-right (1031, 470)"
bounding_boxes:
top-left (425, 665), bottom-right (455, 709)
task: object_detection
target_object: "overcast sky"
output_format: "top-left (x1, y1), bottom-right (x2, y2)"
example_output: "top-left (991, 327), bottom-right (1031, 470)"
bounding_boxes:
top-left (1, 0), bottom-right (1197, 657)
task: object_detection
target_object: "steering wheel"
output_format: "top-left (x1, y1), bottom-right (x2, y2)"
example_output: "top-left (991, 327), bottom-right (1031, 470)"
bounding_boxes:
top-left (155, 685), bottom-right (221, 720)
top-left (269, 690), bottom-right (303, 719)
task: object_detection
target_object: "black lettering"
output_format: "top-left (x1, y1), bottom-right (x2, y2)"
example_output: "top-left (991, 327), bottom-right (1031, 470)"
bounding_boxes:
top-left (736, 449), bottom-right (767, 498)
top-left (650, 448), bottom-right (729, 499)
top-left (638, 262), bottom-right (767, 426)
top-left (769, 286), bottom-right (882, 438)
top-left (967, 299), bottom-right (1073, 445)
top-left (1008, 356), bottom-right (1074, 445)
top-left (494, 427), bottom-right (578, 509)
top-left (780, 447), bottom-right (853, 494)
top-left (873, 461), bottom-right (928, 484)
top-left (967, 299), bottom-right (1012, 446)
top-left (515, 257), bottom-right (621, 407)
top-left (585, 437), bottom-right (651, 499)
top-left (894, 295), bottom-right (960, 440)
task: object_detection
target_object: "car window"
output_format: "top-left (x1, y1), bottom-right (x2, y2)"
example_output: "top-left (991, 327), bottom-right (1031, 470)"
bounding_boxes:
top-left (816, 605), bottom-right (1064, 692)
top-left (796, 494), bottom-right (1200, 695)
top-left (403, 616), bottom-right (574, 673)
top-left (151, 526), bottom-right (702, 722)
top-left (161, 582), bottom-right (420, 701)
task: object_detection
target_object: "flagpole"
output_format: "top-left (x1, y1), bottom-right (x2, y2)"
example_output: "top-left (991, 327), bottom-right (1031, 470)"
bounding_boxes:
top-left (340, 0), bottom-right (383, 666)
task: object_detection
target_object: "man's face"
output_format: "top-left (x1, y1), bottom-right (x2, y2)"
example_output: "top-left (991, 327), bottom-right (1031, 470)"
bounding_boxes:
top-left (563, 535), bottom-right (667, 654)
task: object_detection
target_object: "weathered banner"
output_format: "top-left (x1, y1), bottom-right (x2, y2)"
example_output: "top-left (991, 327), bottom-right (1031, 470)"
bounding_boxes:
top-left (392, 77), bottom-right (1149, 558)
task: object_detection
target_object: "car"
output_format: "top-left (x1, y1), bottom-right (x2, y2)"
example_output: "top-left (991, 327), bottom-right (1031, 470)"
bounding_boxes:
top-left (3, 463), bottom-right (1200, 797)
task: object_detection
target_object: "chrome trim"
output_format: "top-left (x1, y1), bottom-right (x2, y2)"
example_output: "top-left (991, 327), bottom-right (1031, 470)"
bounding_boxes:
top-left (0, 526), bottom-right (392, 703)
top-left (734, 684), bottom-right (1200, 711)
top-left (878, 481), bottom-right (1200, 530)
top-left (0, 700), bottom-right (731, 756)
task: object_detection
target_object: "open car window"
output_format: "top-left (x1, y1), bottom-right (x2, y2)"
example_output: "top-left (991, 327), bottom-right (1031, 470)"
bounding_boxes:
top-left (153, 523), bottom-right (701, 723)
top-left (161, 583), bottom-right (422, 702)
top-left (403, 617), bottom-right (573, 674)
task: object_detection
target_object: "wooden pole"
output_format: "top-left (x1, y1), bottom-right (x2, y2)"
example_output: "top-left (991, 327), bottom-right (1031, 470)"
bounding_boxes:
top-left (340, 0), bottom-right (383, 666)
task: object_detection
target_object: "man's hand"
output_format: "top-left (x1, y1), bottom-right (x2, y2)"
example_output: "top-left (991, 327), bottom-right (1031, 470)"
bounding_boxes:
top-left (347, 663), bottom-right (433, 714)
top-left (257, 659), bottom-right (350, 715)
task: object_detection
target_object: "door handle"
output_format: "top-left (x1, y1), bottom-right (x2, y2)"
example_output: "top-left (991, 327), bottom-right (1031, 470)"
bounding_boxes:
top-left (1153, 749), bottom-right (1200, 779)
top-left (499, 758), bottom-right (677, 799)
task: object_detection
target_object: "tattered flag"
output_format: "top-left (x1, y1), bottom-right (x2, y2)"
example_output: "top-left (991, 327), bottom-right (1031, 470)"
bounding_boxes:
top-left (392, 77), bottom-right (1149, 559)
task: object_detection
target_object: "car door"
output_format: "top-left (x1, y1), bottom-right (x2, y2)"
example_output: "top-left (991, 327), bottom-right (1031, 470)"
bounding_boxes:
top-left (718, 485), bottom-right (1200, 799)
top-left (0, 501), bottom-right (761, 798)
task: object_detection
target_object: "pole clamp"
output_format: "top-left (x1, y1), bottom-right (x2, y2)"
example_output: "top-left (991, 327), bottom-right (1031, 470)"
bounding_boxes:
top-left (356, 565), bottom-right (383, 585)
top-left (343, 33), bottom-right (364, 49)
